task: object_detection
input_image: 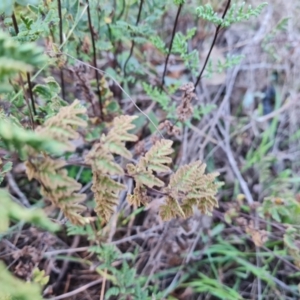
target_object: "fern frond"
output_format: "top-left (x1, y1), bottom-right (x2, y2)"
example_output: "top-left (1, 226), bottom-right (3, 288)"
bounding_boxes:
top-left (25, 158), bottom-right (66, 184)
top-left (127, 186), bottom-right (149, 207)
top-left (35, 99), bottom-right (87, 152)
top-left (60, 203), bottom-right (90, 225)
top-left (159, 196), bottom-right (185, 221)
top-left (92, 172), bottom-right (125, 221)
top-left (161, 160), bottom-right (221, 220)
top-left (0, 188), bottom-right (60, 233)
top-left (127, 163), bottom-right (165, 188)
top-left (0, 119), bottom-right (63, 157)
top-left (168, 161), bottom-right (203, 196)
top-left (142, 139), bottom-right (173, 172)
top-left (103, 115), bottom-right (138, 158)
top-left (40, 176), bottom-right (85, 205)
top-left (26, 156), bottom-right (88, 225)
top-left (126, 139), bottom-right (174, 208)
top-left (24, 101), bottom-right (89, 225)
top-left (85, 145), bottom-right (124, 176)
top-left (85, 115), bottom-right (138, 222)
top-left (127, 139), bottom-right (173, 188)
top-left (195, 195), bottom-right (219, 215)
top-left (0, 31), bottom-right (46, 92)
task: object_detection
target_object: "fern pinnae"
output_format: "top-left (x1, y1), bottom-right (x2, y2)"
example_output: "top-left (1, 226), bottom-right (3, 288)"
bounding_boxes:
top-left (127, 186), bottom-right (149, 207)
top-left (127, 164), bottom-right (165, 188)
top-left (25, 100), bottom-right (90, 225)
top-left (85, 115), bottom-right (138, 222)
top-left (162, 160), bottom-right (221, 219)
top-left (35, 100), bottom-right (87, 152)
top-left (103, 115), bottom-right (138, 158)
top-left (126, 139), bottom-right (174, 207)
top-left (159, 196), bottom-right (185, 221)
top-left (86, 148), bottom-right (124, 175)
top-left (143, 139), bottom-right (173, 172)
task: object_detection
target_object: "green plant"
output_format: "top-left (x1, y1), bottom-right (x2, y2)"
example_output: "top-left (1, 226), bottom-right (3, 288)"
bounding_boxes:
top-left (5, 1), bottom-right (300, 300)
top-left (0, 261), bottom-right (43, 300)
top-left (197, 2), bottom-right (268, 27)
top-left (0, 188), bottom-right (60, 233)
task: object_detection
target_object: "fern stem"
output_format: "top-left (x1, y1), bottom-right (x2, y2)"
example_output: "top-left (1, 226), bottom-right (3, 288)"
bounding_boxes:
top-left (19, 75), bottom-right (35, 129)
top-left (160, 3), bottom-right (183, 90)
top-left (115, 0), bottom-right (126, 21)
top-left (57, 0), bottom-right (66, 100)
top-left (12, 13), bottom-right (37, 122)
top-left (11, 13), bottom-right (19, 35)
top-left (86, 0), bottom-right (103, 119)
top-left (123, 0), bottom-right (144, 76)
top-left (194, 0), bottom-right (231, 88)
top-left (26, 73), bottom-right (37, 116)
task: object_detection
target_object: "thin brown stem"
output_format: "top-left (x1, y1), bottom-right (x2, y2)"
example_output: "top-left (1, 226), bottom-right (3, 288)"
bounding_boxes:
top-left (123, 0), bottom-right (144, 76)
top-left (12, 13), bottom-right (36, 125)
top-left (160, 3), bottom-right (183, 90)
top-left (115, 0), bottom-right (126, 21)
top-left (86, 0), bottom-right (103, 119)
top-left (19, 75), bottom-right (35, 129)
top-left (194, 0), bottom-right (231, 88)
top-left (26, 72), bottom-right (37, 115)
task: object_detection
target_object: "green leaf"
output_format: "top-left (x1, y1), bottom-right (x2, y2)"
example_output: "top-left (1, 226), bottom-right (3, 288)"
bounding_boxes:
top-left (2, 161), bottom-right (12, 173)
top-left (188, 273), bottom-right (243, 300)
top-left (0, 0), bottom-right (15, 15)
top-left (0, 261), bottom-right (43, 300)
top-left (0, 31), bottom-right (46, 82)
top-left (150, 35), bottom-right (167, 54)
top-left (106, 100), bottom-right (120, 113)
top-left (105, 287), bottom-right (120, 298)
top-left (235, 257), bottom-right (274, 286)
top-left (33, 84), bottom-right (53, 99)
top-left (32, 268), bottom-right (50, 286)
top-left (0, 119), bottom-right (68, 157)
top-left (16, 0), bottom-right (40, 6)
top-left (0, 188), bottom-right (60, 233)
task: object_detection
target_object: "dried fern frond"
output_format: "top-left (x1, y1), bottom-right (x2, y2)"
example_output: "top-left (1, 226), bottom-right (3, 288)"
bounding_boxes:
top-left (126, 139), bottom-right (173, 208)
top-left (60, 202), bottom-right (88, 226)
top-left (142, 139), bottom-right (173, 172)
top-left (127, 139), bottom-right (173, 188)
top-left (161, 160), bottom-right (221, 220)
top-left (35, 100), bottom-right (87, 152)
top-left (159, 196), bottom-right (185, 221)
top-left (103, 115), bottom-right (138, 158)
top-left (92, 173), bottom-right (125, 222)
top-left (25, 100), bottom-right (89, 225)
top-left (85, 115), bottom-right (138, 222)
top-left (127, 162), bottom-right (165, 188)
top-left (127, 186), bottom-right (150, 207)
top-left (26, 156), bottom-right (88, 226)
top-left (85, 145), bottom-right (124, 176)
